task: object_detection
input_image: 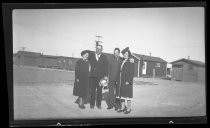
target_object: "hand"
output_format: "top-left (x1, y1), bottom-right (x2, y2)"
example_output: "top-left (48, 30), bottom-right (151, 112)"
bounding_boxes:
top-left (129, 58), bottom-right (134, 63)
top-left (125, 82), bottom-right (129, 85)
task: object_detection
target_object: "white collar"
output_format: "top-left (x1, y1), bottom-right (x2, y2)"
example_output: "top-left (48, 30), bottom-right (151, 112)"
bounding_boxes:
top-left (95, 53), bottom-right (101, 57)
top-left (82, 58), bottom-right (88, 62)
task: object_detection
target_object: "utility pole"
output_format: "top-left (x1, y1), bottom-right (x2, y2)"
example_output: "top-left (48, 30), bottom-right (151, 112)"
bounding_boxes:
top-left (95, 35), bottom-right (103, 46)
top-left (149, 52), bottom-right (151, 56)
top-left (20, 47), bottom-right (26, 51)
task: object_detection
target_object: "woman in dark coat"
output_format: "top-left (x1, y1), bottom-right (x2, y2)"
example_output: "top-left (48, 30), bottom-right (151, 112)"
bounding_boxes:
top-left (116, 47), bottom-right (134, 114)
top-left (73, 50), bottom-right (91, 109)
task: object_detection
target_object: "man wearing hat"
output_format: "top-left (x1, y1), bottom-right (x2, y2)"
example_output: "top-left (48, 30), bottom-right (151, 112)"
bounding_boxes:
top-left (73, 50), bottom-right (91, 109)
top-left (88, 44), bottom-right (109, 109)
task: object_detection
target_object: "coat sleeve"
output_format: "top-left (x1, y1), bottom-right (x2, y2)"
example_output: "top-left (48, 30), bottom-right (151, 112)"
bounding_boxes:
top-left (87, 53), bottom-right (92, 64)
top-left (108, 60), bottom-right (111, 78)
top-left (75, 60), bottom-right (80, 80)
top-left (116, 61), bottom-right (121, 84)
top-left (103, 55), bottom-right (109, 77)
top-left (128, 62), bottom-right (135, 85)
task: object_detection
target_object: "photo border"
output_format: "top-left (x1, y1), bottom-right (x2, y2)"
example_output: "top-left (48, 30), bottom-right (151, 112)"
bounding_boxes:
top-left (2, 2), bottom-right (207, 126)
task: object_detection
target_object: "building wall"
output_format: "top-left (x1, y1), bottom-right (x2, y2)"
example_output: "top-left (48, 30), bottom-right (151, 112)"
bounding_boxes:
top-left (171, 61), bottom-right (205, 82)
top-left (155, 62), bottom-right (167, 77)
top-left (22, 56), bottom-right (38, 67)
top-left (133, 58), bottom-right (140, 77)
top-left (171, 67), bottom-right (183, 81)
top-left (171, 61), bottom-right (184, 81)
top-left (37, 57), bottom-right (58, 68)
top-left (197, 67), bottom-right (205, 82)
top-left (133, 58), bottom-right (167, 78)
top-left (13, 53), bottom-right (79, 71)
top-left (182, 63), bottom-right (198, 82)
top-left (143, 61), bottom-right (166, 78)
top-left (66, 58), bottom-right (78, 71)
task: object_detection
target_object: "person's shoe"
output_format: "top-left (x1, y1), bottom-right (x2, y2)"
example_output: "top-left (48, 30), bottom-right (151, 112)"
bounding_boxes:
top-left (97, 106), bottom-right (102, 109)
top-left (75, 98), bottom-right (79, 104)
top-left (90, 105), bottom-right (94, 109)
top-left (115, 107), bottom-right (119, 111)
top-left (123, 106), bottom-right (127, 112)
top-left (117, 107), bottom-right (127, 113)
top-left (107, 106), bottom-right (113, 110)
top-left (79, 105), bottom-right (85, 109)
top-left (117, 109), bottom-right (124, 113)
top-left (124, 109), bottom-right (131, 114)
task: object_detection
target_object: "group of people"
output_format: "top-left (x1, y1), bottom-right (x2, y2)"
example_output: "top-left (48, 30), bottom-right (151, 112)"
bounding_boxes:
top-left (73, 44), bottom-right (134, 114)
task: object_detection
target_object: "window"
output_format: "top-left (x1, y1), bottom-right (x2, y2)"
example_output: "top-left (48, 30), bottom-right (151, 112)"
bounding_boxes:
top-left (172, 65), bottom-right (182, 68)
top-left (142, 62), bottom-right (146, 69)
top-left (142, 64), bottom-right (145, 69)
top-left (188, 64), bottom-right (193, 70)
top-left (156, 63), bottom-right (161, 67)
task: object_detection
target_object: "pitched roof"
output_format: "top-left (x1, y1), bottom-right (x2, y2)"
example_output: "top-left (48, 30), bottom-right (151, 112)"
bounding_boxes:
top-left (170, 58), bottom-right (205, 67)
top-left (58, 56), bottom-right (80, 60)
top-left (41, 55), bottom-right (80, 60)
top-left (16, 51), bottom-right (41, 58)
top-left (89, 51), bottom-right (167, 63)
top-left (42, 55), bottom-right (58, 59)
top-left (15, 51), bottom-right (80, 60)
top-left (132, 53), bottom-right (167, 63)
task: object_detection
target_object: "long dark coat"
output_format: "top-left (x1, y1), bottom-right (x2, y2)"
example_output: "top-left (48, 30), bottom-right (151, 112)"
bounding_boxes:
top-left (88, 53), bottom-right (108, 80)
top-left (73, 59), bottom-right (90, 98)
top-left (116, 59), bottom-right (135, 98)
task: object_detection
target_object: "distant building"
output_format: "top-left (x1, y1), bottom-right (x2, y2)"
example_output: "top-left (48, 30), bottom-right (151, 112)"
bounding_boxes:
top-left (170, 58), bottom-right (205, 82)
top-left (13, 51), bottom-right (79, 71)
top-left (14, 50), bottom-right (168, 78)
top-left (89, 51), bottom-right (167, 78)
top-left (132, 53), bottom-right (167, 78)
top-left (14, 51), bottom-right (41, 67)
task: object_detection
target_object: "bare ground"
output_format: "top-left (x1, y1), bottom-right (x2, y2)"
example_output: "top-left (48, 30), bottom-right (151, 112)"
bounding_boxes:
top-left (13, 66), bottom-right (206, 120)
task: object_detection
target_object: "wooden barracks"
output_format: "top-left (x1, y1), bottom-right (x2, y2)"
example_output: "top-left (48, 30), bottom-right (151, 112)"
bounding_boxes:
top-left (13, 50), bottom-right (168, 78)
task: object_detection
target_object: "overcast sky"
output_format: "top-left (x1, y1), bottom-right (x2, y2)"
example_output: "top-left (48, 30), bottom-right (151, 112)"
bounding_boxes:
top-left (13, 7), bottom-right (205, 63)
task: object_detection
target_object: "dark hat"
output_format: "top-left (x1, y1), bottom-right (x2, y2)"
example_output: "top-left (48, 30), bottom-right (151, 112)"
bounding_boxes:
top-left (121, 47), bottom-right (130, 54)
top-left (81, 50), bottom-right (90, 56)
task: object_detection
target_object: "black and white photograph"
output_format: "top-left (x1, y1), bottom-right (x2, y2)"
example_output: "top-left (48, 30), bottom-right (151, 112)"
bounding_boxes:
top-left (6, 3), bottom-right (206, 125)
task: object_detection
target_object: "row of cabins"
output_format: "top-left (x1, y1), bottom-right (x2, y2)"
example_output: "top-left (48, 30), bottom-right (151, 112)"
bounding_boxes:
top-left (13, 51), bottom-right (78, 70)
top-left (13, 51), bottom-right (205, 82)
top-left (104, 52), bottom-right (168, 78)
top-left (13, 51), bottom-right (168, 78)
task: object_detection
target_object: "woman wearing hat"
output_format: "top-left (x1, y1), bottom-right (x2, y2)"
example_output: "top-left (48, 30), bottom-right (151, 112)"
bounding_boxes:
top-left (116, 47), bottom-right (135, 114)
top-left (73, 50), bottom-right (91, 109)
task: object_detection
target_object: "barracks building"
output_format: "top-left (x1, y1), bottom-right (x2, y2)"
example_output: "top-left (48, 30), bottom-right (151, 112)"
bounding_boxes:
top-left (13, 50), bottom-right (168, 78)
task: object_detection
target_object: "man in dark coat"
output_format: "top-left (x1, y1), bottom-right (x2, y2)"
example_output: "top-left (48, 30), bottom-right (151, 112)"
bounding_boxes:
top-left (73, 50), bottom-right (91, 109)
top-left (106, 48), bottom-right (122, 110)
top-left (88, 44), bottom-right (109, 109)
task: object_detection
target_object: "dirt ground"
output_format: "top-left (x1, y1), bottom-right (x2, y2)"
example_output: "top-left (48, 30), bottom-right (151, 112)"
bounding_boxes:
top-left (13, 66), bottom-right (206, 120)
